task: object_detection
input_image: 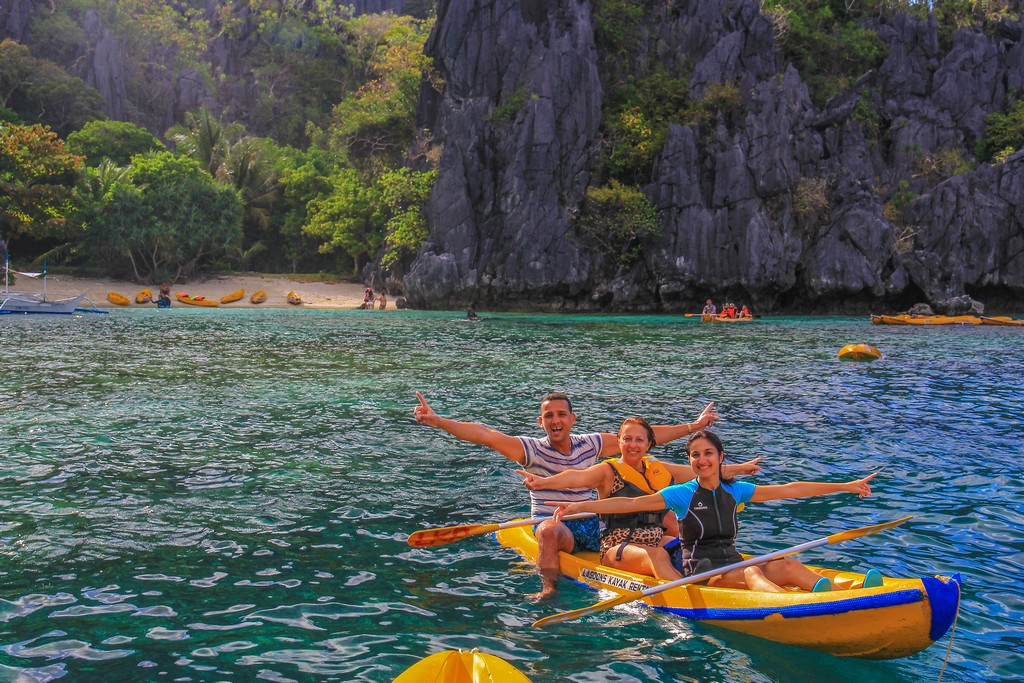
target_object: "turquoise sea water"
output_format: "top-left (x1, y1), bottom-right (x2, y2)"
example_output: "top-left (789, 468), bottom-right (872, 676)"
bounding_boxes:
top-left (1, 308), bottom-right (1021, 682)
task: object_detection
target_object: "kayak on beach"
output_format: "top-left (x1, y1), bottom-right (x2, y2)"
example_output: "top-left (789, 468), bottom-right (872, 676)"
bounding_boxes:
top-left (392, 648), bottom-right (530, 682)
top-left (495, 524), bottom-right (960, 660)
top-left (176, 292), bottom-right (219, 307)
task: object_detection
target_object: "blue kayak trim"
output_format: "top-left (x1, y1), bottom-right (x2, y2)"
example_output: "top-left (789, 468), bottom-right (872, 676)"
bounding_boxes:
top-left (652, 587), bottom-right (926, 621)
top-left (924, 573), bottom-right (962, 641)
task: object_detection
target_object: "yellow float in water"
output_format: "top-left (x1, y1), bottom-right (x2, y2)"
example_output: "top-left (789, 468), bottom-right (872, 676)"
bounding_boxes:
top-left (838, 343), bottom-right (882, 362)
top-left (393, 649), bottom-right (531, 683)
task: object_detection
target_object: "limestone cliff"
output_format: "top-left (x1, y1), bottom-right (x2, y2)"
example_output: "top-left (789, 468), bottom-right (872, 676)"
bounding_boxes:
top-left (404, 0), bottom-right (1024, 313)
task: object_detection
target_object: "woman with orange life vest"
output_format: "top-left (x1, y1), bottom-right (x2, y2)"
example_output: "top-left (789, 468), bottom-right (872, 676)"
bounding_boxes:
top-left (517, 417), bottom-right (761, 581)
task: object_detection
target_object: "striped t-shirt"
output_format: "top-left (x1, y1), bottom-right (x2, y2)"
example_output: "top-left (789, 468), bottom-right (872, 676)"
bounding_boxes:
top-left (518, 432), bottom-right (604, 516)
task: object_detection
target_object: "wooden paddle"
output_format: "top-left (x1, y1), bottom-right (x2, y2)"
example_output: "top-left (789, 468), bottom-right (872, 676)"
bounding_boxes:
top-left (532, 515), bottom-right (912, 628)
top-left (407, 513), bottom-right (596, 548)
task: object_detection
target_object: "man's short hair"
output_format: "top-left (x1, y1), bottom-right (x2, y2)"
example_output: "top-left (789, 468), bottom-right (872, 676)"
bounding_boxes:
top-left (540, 392), bottom-right (572, 413)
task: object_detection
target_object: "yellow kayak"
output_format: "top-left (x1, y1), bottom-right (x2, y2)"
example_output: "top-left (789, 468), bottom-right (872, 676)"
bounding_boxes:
top-left (871, 314), bottom-right (980, 325)
top-left (250, 290), bottom-right (267, 304)
top-left (135, 288), bottom-right (152, 304)
top-left (701, 315), bottom-right (753, 323)
top-left (287, 290), bottom-right (303, 305)
top-left (219, 289), bottom-right (244, 304)
top-left (393, 649), bottom-right (530, 682)
top-left (838, 343), bottom-right (882, 362)
top-left (980, 315), bottom-right (1024, 326)
top-left (107, 291), bottom-right (130, 306)
top-left (496, 525), bottom-right (960, 660)
top-left (176, 292), bottom-right (219, 307)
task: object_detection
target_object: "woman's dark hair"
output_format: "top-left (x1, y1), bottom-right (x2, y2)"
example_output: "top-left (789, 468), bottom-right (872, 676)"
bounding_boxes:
top-left (686, 429), bottom-right (733, 483)
top-left (618, 417), bottom-right (656, 448)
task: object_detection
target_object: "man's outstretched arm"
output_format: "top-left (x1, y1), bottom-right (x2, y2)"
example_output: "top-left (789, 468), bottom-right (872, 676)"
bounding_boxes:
top-left (414, 392), bottom-right (527, 465)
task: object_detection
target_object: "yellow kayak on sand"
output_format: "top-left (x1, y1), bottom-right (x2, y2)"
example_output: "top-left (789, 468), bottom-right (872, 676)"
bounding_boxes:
top-left (250, 290), bottom-right (267, 304)
top-left (107, 291), bottom-right (130, 306)
top-left (176, 292), bottom-right (219, 307)
top-left (287, 290), bottom-right (303, 305)
top-left (135, 288), bottom-right (152, 304)
top-left (496, 525), bottom-right (960, 660)
top-left (219, 289), bottom-right (244, 304)
top-left (393, 649), bottom-right (530, 683)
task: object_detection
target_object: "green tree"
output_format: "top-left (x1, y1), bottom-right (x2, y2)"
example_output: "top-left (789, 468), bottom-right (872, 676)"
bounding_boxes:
top-left (304, 168), bottom-right (384, 274)
top-left (66, 120), bottom-right (165, 166)
top-left (328, 14), bottom-right (433, 173)
top-left (379, 167), bottom-right (437, 268)
top-left (577, 180), bottom-right (661, 270)
top-left (0, 122), bottom-right (83, 246)
top-left (0, 39), bottom-right (106, 136)
top-left (88, 152), bottom-right (242, 282)
top-left (977, 99), bottom-right (1024, 161)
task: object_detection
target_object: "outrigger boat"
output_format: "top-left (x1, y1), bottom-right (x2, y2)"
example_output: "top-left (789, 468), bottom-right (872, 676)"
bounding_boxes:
top-left (1, 254), bottom-right (86, 315)
top-left (495, 525), bottom-right (960, 660)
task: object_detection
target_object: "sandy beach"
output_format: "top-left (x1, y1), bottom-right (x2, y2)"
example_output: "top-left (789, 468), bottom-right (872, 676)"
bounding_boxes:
top-left (21, 273), bottom-right (375, 310)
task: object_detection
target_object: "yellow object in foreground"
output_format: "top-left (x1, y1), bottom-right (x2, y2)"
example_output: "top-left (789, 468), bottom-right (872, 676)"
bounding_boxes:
top-left (392, 649), bottom-right (531, 683)
top-left (107, 291), bottom-right (130, 306)
top-left (219, 289), bottom-right (244, 304)
top-left (838, 343), bottom-right (882, 362)
top-left (496, 524), bottom-right (960, 660)
top-left (176, 292), bottom-right (219, 307)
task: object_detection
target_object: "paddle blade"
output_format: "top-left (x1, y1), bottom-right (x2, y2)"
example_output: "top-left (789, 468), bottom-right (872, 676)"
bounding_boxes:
top-left (407, 523), bottom-right (497, 548)
top-left (826, 515), bottom-right (912, 545)
top-left (532, 592), bottom-right (635, 628)
top-left (393, 649), bottom-right (532, 683)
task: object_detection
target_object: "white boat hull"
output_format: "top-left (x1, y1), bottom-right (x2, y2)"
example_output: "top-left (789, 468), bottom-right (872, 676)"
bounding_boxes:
top-left (0, 293), bottom-right (86, 314)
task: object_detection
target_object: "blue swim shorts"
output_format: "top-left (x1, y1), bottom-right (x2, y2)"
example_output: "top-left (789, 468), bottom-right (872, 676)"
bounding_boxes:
top-left (563, 516), bottom-right (601, 553)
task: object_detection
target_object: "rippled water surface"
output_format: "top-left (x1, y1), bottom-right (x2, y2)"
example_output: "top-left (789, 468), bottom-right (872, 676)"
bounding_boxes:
top-left (1, 308), bottom-right (1021, 682)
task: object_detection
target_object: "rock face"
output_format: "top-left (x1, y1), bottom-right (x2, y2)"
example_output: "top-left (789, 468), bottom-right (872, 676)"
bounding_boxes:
top-left (405, 0), bottom-right (1024, 312)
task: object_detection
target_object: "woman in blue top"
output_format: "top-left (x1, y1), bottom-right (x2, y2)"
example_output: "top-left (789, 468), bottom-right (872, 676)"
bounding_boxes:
top-left (551, 430), bottom-right (880, 593)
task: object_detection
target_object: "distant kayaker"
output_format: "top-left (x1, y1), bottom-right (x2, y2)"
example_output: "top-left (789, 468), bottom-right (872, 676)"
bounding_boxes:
top-left (467, 304), bottom-right (480, 320)
top-left (413, 392), bottom-right (719, 600)
top-left (549, 429), bottom-right (883, 592)
top-left (518, 417), bottom-right (761, 582)
top-left (702, 299), bottom-right (717, 316)
top-left (739, 305), bottom-right (751, 318)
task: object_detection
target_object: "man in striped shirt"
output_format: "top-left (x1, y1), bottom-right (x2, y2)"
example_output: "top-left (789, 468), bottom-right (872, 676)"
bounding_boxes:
top-left (414, 391), bottom-right (718, 599)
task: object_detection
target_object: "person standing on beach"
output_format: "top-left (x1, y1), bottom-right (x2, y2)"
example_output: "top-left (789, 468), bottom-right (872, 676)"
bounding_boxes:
top-left (413, 391), bottom-right (719, 599)
top-left (377, 291), bottom-right (388, 310)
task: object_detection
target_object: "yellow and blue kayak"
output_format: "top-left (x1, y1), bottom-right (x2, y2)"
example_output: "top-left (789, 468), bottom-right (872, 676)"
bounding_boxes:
top-left (496, 525), bottom-right (960, 660)
top-left (393, 648), bottom-right (530, 682)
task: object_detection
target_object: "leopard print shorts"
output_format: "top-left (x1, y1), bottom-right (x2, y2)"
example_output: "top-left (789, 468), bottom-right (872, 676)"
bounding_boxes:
top-left (600, 525), bottom-right (667, 558)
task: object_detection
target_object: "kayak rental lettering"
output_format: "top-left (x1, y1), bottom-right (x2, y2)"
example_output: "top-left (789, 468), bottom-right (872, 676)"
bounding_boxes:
top-left (580, 568), bottom-right (646, 593)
